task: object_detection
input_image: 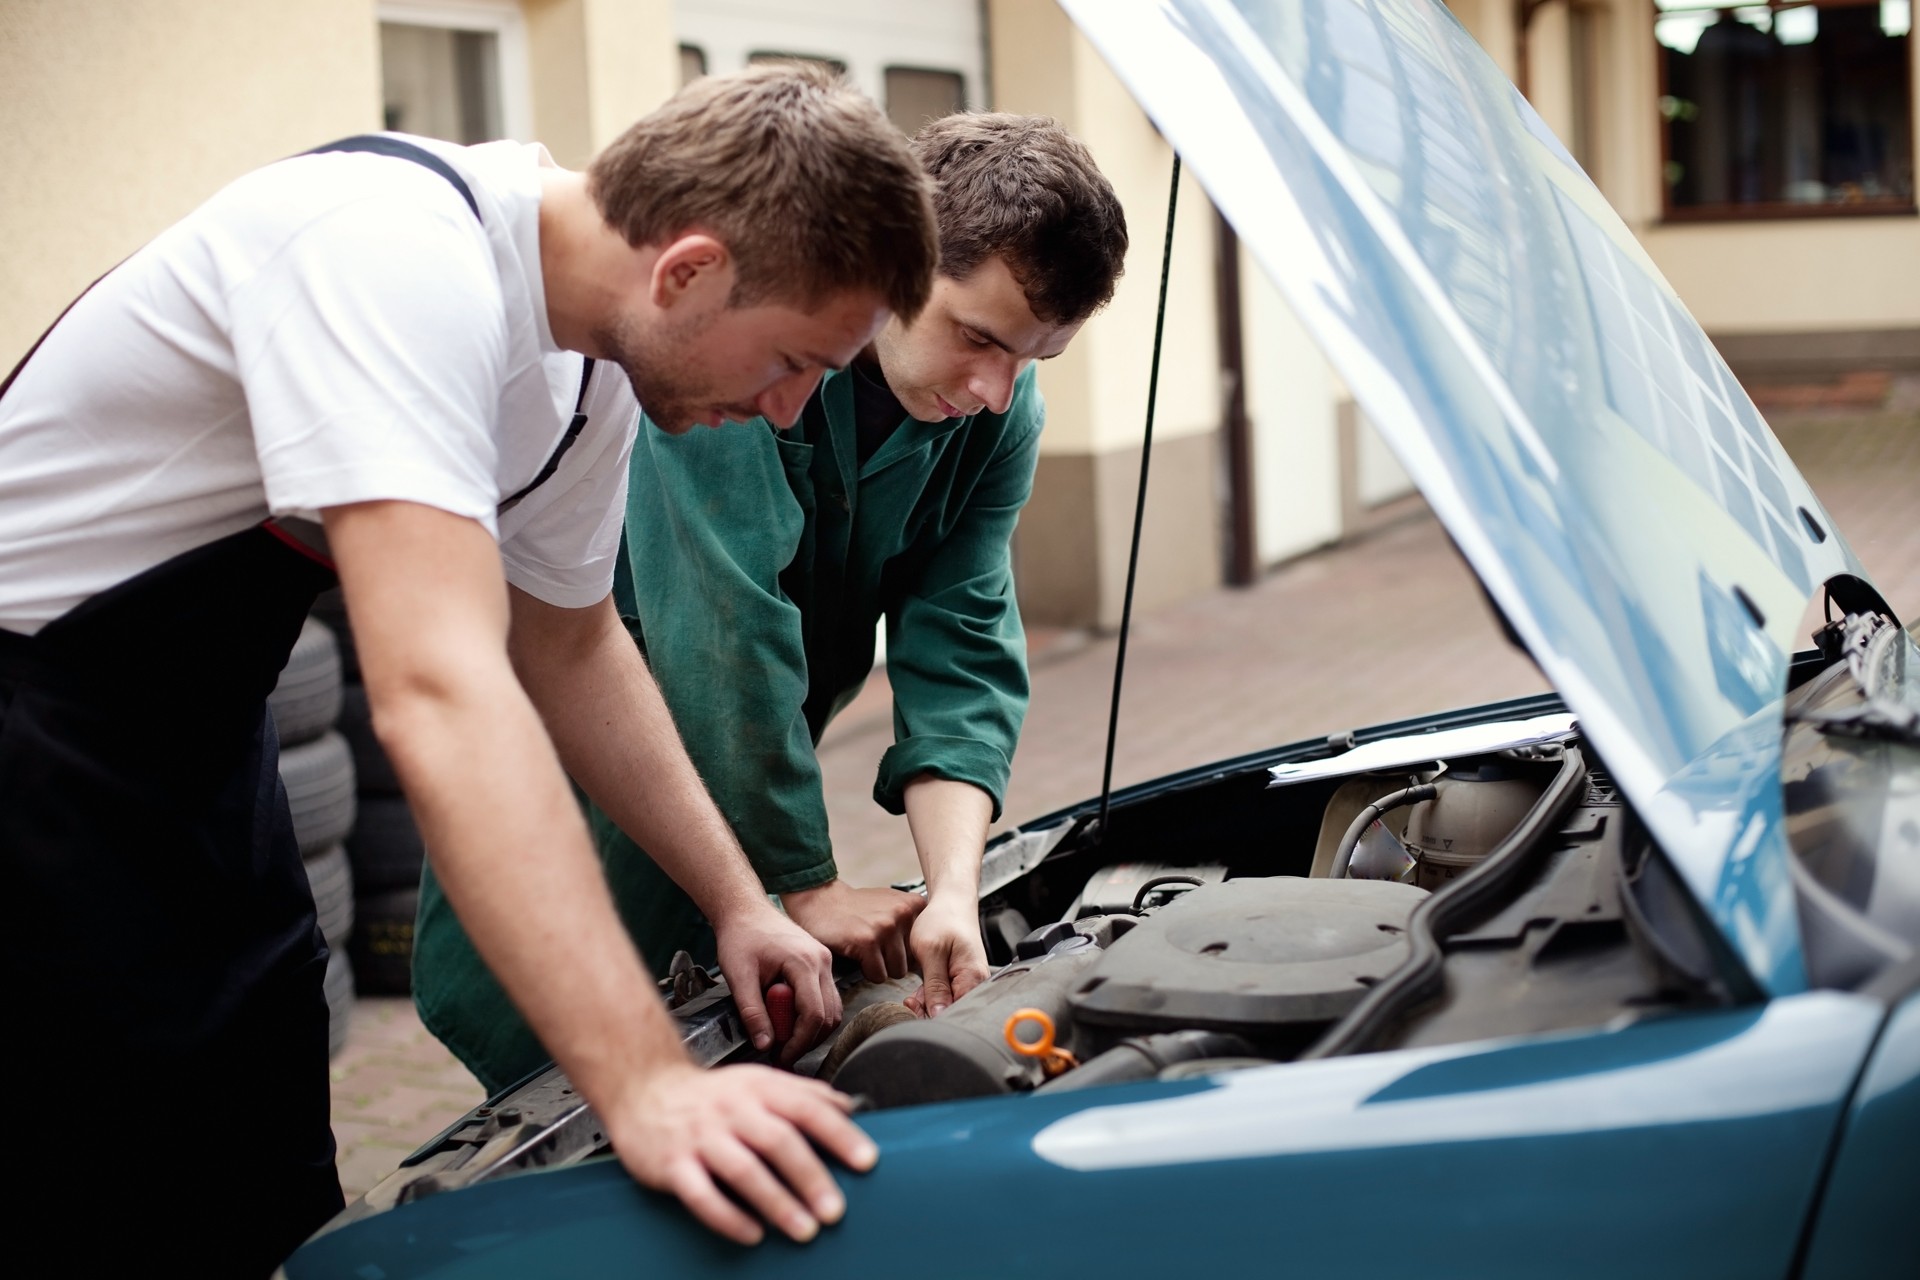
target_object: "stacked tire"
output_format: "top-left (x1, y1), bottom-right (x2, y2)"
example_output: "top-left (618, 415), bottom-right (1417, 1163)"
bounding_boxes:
top-left (270, 616), bottom-right (356, 1058)
top-left (312, 588), bottom-right (426, 996)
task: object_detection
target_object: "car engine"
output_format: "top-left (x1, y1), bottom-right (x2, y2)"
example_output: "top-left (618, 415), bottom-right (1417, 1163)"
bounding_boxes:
top-left (825, 875), bottom-right (1428, 1107)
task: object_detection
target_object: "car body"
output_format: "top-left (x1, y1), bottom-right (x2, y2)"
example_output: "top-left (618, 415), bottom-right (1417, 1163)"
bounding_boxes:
top-left (283, 1), bottom-right (1920, 1275)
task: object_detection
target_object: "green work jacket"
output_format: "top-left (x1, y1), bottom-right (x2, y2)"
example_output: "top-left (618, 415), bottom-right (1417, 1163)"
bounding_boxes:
top-left (414, 367), bottom-right (1043, 1091)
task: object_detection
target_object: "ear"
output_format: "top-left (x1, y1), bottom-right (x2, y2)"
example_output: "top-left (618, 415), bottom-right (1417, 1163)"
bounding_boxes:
top-left (650, 233), bottom-right (733, 310)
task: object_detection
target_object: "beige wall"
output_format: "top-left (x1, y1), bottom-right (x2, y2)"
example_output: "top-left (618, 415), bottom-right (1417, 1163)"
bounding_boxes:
top-left (1067, 60), bottom-right (1221, 454)
top-left (0, 1), bottom-right (382, 368)
top-left (0, 0), bottom-right (680, 368)
top-left (1450, 0), bottom-right (1519, 79)
top-left (988, 0), bottom-right (1220, 456)
top-left (524, 0), bottom-right (678, 169)
top-left (1242, 250), bottom-right (1343, 565)
top-left (989, 0), bottom-right (1224, 626)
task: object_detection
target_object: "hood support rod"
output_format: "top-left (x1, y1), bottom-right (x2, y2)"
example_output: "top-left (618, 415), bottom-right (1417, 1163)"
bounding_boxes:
top-left (1095, 153), bottom-right (1182, 844)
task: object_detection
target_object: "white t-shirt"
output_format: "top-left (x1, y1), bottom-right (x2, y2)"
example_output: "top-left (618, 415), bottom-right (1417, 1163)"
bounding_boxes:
top-left (0, 135), bottom-right (637, 635)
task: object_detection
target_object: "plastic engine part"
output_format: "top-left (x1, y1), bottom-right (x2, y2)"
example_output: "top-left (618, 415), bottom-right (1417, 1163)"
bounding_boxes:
top-left (1069, 877), bottom-right (1428, 1042)
top-left (830, 939), bottom-right (1104, 1108)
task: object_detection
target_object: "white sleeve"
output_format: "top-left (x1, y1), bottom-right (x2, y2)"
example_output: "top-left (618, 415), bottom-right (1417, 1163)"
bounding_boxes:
top-left (227, 193), bottom-right (507, 529)
top-left (499, 404), bottom-right (636, 608)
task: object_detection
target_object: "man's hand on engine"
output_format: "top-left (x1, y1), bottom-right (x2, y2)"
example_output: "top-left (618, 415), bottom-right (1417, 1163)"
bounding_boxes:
top-left (712, 900), bottom-right (842, 1065)
top-left (903, 894), bottom-right (990, 1018)
top-left (782, 878), bottom-right (926, 985)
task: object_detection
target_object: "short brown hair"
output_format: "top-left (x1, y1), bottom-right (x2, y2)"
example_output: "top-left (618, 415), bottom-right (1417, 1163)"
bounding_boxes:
top-left (914, 113), bottom-right (1128, 325)
top-left (588, 64), bottom-right (937, 322)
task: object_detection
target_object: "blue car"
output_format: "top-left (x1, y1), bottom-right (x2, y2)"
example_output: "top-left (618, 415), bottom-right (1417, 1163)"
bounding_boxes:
top-left (283, 1), bottom-right (1919, 1275)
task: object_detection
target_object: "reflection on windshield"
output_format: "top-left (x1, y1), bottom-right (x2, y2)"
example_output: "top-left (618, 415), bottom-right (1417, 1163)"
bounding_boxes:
top-left (1219, 0), bottom-right (1822, 759)
top-left (1555, 187), bottom-right (1813, 595)
top-left (1081, 0), bottom-right (1876, 989)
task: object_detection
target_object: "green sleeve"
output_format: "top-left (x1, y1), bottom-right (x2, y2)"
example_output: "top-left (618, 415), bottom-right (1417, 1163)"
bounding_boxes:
top-left (619, 418), bottom-right (838, 894)
top-left (873, 375), bottom-right (1043, 820)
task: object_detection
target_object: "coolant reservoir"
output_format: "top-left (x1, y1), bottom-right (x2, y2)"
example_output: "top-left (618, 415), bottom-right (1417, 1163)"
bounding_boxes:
top-left (1403, 764), bottom-right (1548, 889)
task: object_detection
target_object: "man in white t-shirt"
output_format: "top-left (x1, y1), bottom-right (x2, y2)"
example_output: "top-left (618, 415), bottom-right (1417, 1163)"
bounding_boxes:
top-left (0, 66), bottom-right (935, 1273)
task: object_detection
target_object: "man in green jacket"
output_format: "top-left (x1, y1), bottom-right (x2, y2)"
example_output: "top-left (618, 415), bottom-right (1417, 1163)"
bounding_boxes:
top-left (416, 113), bottom-right (1128, 1090)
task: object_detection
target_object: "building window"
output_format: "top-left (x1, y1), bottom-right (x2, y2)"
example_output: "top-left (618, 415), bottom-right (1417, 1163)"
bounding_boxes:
top-left (1656, 0), bottom-right (1914, 219)
top-left (680, 43), bottom-right (708, 86)
top-left (378, 3), bottom-right (530, 143)
top-left (748, 50), bottom-right (850, 76)
top-left (885, 66), bottom-right (965, 135)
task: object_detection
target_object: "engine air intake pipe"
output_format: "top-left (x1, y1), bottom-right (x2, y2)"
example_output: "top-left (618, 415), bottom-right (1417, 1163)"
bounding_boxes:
top-left (1035, 1030), bottom-right (1257, 1093)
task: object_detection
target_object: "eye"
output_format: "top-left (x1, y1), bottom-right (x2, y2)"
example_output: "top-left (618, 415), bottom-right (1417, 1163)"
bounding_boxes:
top-left (782, 356), bottom-right (807, 375)
top-left (961, 328), bottom-right (991, 348)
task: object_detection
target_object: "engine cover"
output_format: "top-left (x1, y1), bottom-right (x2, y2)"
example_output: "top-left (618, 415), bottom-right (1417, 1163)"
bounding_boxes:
top-left (1069, 877), bottom-right (1427, 1038)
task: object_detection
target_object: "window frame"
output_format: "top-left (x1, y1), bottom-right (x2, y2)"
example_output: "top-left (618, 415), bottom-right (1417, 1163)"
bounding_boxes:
top-left (679, 43), bottom-right (709, 86)
top-left (746, 49), bottom-right (851, 76)
top-left (1652, 0), bottom-right (1918, 222)
top-left (882, 63), bottom-right (969, 134)
top-left (379, 0), bottom-right (533, 143)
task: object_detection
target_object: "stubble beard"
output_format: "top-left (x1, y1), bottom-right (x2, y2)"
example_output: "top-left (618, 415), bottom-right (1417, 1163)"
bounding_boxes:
top-left (592, 314), bottom-right (705, 434)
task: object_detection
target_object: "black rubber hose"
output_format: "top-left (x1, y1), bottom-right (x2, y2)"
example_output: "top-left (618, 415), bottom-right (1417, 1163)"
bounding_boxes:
top-left (1329, 783), bottom-right (1439, 879)
top-left (1036, 1030), bottom-right (1254, 1094)
top-left (1304, 745), bottom-right (1588, 1060)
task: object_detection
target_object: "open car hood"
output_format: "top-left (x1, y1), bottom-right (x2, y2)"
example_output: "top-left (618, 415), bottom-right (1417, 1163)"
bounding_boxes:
top-left (1061, 0), bottom-right (1883, 993)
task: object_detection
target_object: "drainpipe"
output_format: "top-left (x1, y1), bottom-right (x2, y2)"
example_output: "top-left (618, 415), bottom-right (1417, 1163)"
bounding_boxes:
top-left (1514, 0), bottom-right (1555, 99)
top-left (1215, 209), bottom-right (1256, 587)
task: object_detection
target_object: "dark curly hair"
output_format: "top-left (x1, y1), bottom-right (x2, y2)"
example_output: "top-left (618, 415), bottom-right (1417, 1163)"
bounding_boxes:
top-left (913, 113), bottom-right (1128, 325)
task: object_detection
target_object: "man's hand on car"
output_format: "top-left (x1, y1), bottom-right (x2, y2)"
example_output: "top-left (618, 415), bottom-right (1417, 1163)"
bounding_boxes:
top-left (782, 878), bottom-right (926, 984)
top-left (608, 1060), bottom-right (877, 1245)
top-left (903, 893), bottom-right (991, 1017)
top-left (712, 900), bottom-right (844, 1065)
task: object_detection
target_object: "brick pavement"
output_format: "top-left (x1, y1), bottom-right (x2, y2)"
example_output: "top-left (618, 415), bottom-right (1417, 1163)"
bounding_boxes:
top-left (327, 386), bottom-right (1920, 1201)
top-left (328, 996), bottom-right (485, 1199)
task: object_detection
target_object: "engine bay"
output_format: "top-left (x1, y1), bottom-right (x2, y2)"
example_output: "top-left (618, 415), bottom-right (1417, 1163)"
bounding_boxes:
top-left (799, 732), bottom-right (1728, 1110)
top-left (338, 723), bottom-right (1735, 1220)
top-left (821, 875), bottom-right (1427, 1106)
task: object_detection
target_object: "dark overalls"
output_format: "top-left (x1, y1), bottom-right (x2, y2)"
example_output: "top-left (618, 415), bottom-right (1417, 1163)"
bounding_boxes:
top-left (0, 137), bottom-right (537, 1277)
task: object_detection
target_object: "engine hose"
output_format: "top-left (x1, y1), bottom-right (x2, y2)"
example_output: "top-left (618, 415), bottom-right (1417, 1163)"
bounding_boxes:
top-left (1035, 1030), bottom-right (1255, 1094)
top-left (816, 1001), bottom-right (921, 1084)
top-left (1329, 784), bottom-right (1439, 879)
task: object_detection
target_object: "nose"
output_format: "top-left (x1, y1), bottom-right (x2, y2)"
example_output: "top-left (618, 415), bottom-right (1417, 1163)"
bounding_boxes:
top-left (967, 356), bottom-right (1022, 417)
top-left (757, 367), bottom-right (824, 429)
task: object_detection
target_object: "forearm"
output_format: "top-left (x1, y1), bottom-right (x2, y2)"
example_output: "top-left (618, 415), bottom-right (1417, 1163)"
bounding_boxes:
top-left (903, 775), bottom-right (992, 904)
top-left (510, 591), bottom-right (767, 925)
top-left (329, 502), bottom-right (687, 1116)
top-left (897, 775), bottom-right (994, 1015)
top-left (328, 502), bottom-right (865, 1244)
top-left (378, 657), bottom-right (688, 1094)
top-left (506, 589), bottom-right (839, 1055)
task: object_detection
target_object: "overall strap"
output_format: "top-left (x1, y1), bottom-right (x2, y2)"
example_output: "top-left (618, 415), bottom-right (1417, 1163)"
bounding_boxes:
top-left (303, 134), bottom-right (481, 220)
top-left (2, 135), bottom-right (483, 405)
top-left (311, 137), bottom-right (597, 515)
top-left (9, 135), bottom-right (586, 525)
top-left (499, 356), bottom-right (597, 513)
